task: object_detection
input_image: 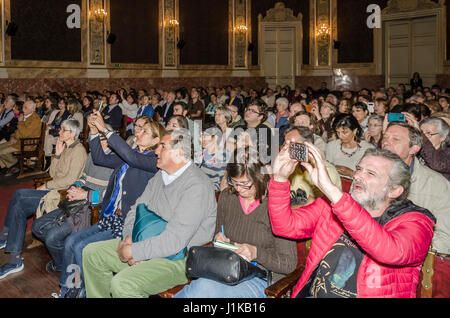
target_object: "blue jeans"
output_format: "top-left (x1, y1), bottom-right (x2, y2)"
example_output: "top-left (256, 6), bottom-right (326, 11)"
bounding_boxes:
top-left (1, 189), bottom-right (49, 254)
top-left (173, 277), bottom-right (268, 298)
top-left (31, 208), bottom-right (72, 271)
top-left (59, 224), bottom-right (113, 288)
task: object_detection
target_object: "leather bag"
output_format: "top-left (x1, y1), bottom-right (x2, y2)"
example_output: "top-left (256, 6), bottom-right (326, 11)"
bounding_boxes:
top-left (185, 245), bottom-right (268, 286)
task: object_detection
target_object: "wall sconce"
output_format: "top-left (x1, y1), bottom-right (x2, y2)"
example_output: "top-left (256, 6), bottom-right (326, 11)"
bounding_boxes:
top-left (234, 25), bottom-right (248, 34)
top-left (169, 19), bottom-right (179, 27)
top-left (316, 23), bottom-right (330, 40)
top-left (90, 8), bottom-right (108, 22)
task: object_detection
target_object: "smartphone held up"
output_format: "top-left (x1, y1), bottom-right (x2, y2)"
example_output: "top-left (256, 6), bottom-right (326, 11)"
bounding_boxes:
top-left (289, 143), bottom-right (308, 162)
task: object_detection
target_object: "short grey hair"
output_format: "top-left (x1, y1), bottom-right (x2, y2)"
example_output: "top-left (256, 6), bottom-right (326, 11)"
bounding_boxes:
top-left (420, 117), bottom-right (449, 138)
top-left (61, 119), bottom-right (81, 139)
top-left (164, 129), bottom-right (192, 161)
top-left (362, 148), bottom-right (411, 205)
top-left (276, 97), bottom-right (289, 108)
top-left (368, 114), bottom-right (383, 126)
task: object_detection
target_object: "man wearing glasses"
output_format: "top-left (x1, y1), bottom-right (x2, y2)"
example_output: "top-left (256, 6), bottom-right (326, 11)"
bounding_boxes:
top-left (382, 121), bottom-right (450, 255)
top-left (242, 100), bottom-right (274, 164)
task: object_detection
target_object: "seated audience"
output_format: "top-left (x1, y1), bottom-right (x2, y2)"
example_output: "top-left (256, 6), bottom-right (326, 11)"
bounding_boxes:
top-left (56, 113), bottom-right (161, 298)
top-left (418, 117), bottom-right (450, 181)
top-left (312, 101), bottom-right (336, 141)
top-left (382, 122), bottom-right (450, 255)
top-left (351, 102), bottom-right (370, 133)
top-left (275, 97), bottom-right (290, 129)
top-left (225, 89), bottom-right (243, 109)
top-left (0, 100), bottom-right (42, 175)
top-left (43, 98), bottom-right (70, 169)
top-left (227, 104), bottom-right (245, 129)
top-left (195, 125), bottom-right (227, 192)
top-left (157, 91), bottom-right (176, 125)
top-left (0, 119), bottom-right (86, 279)
top-left (136, 95), bottom-right (155, 119)
top-left (364, 115), bottom-right (384, 148)
top-left (374, 98), bottom-right (388, 117)
top-left (286, 111), bottom-right (326, 156)
top-left (269, 143), bottom-right (435, 298)
top-left (32, 136), bottom-right (114, 274)
top-left (175, 149), bottom-right (297, 298)
top-left (101, 93), bottom-right (123, 130)
top-left (67, 99), bottom-right (84, 130)
top-left (0, 95), bottom-right (16, 131)
top-left (284, 126), bottom-right (341, 206)
top-left (82, 129), bottom-right (217, 298)
top-left (187, 88), bottom-right (204, 121)
top-left (326, 113), bottom-right (374, 179)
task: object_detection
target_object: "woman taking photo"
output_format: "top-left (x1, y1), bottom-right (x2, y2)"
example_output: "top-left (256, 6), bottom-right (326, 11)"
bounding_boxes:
top-left (56, 113), bottom-right (163, 298)
top-left (325, 113), bottom-right (374, 178)
top-left (174, 150), bottom-right (297, 298)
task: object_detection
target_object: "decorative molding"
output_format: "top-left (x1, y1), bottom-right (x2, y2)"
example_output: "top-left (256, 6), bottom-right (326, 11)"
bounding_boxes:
top-left (260, 2), bottom-right (301, 22)
top-left (233, 0), bottom-right (247, 68)
top-left (89, 0), bottom-right (106, 65)
top-left (382, 0), bottom-right (444, 14)
top-left (163, 0), bottom-right (177, 67)
top-left (316, 0), bottom-right (331, 67)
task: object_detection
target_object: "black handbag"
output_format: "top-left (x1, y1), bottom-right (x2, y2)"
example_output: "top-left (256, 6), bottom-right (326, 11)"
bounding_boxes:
top-left (185, 246), bottom-right (270, 286)
top-left (57, 198), bottom-right (90, 233)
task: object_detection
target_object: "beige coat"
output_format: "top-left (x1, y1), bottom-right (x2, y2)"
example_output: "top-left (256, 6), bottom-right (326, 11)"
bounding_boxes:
top-left (11, 112), bottom-right (42, 150)
top-left (46, 140), bottom-right (87, 190)
top-left (408, 157), bottom-right (450, 254)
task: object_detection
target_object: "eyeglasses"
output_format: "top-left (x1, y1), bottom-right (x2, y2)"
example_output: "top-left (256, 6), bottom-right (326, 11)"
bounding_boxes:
top-left (227, 176), bottom-right (253, 190)
top-left (245, 108), bottom-right (261, 115)
top-left (423, 131), bottom-right (439, 138)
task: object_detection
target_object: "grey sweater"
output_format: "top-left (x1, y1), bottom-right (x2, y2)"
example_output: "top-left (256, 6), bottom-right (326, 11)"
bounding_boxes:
top-left (124, 163), bottom-right (217, 262)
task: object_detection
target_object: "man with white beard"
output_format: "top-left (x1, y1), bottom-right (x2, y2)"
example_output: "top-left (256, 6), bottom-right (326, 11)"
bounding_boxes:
top-left (268, 144), bottom-right (436, 298)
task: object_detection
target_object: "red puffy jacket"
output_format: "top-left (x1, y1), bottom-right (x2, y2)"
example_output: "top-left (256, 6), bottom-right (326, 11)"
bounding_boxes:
top-left (268, 178), bottom-right (435, 298)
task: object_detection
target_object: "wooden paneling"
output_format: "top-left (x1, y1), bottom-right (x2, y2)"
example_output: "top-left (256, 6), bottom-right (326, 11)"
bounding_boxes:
top-left (110, 0), bottom-right (159, 64)
top-left (179, 0), bottom-right (229, 65)
top-left (251, 0), bottom-right (308, 66)
top-left (10, 0), bottom-right (82, 62)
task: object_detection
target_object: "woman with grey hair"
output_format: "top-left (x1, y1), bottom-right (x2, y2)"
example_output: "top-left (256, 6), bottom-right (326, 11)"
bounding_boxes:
top-left (0, 119), bottom-right (87, 281)
top-left (419, 117), bottom-right (450, 181)
top-left (275, 97), bottom-right (290, 128)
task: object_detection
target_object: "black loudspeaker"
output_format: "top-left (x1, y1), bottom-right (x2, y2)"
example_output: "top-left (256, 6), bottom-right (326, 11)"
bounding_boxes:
top-left (333, 41), bottom-right (341, 50)
top-left (107, 33), bottom-right (116, 45)
top-left (248, 42), bottom-right (254, 52)
top-left (6, 22), bottom-right (18, 36)
top-left (177, 40), bottom-right (185, 50)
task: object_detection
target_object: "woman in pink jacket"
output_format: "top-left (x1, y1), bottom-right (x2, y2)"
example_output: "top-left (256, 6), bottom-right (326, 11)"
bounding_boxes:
top-left (268, 141), bottom-right (435, 298)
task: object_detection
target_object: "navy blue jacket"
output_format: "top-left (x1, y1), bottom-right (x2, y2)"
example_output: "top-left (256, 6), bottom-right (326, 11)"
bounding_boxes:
top-left (89, 133), bottom-right (158, 221)
top-left (101, 104), bottom-right (123, 130)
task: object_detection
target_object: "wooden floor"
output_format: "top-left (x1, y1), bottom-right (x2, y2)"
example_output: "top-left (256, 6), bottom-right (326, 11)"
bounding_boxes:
top-left (0, 232), bottom-right (60, 298)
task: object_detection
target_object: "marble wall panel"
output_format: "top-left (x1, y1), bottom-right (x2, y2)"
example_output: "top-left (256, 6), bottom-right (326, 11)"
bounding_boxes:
top-left (0, 76), bottom-right (267, 95)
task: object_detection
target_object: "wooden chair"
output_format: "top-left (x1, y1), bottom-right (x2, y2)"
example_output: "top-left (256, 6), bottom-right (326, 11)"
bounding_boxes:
top-left (80, 117), bottom-right (90, 151)
top-left (417, 250), bottom-right (450, 298)
top-left (116, 115), bottom-right (128, 140)
top-left (13, 122), bottom-right (47, 179)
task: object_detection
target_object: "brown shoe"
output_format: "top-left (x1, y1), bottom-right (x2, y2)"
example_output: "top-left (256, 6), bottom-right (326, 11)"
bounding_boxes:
top-left (27, 239), bottom-right (43, 249)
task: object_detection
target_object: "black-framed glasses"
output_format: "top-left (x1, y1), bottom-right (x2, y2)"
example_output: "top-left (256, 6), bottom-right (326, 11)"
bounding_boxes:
top-left (245, 108), bottom-right (261, 115)
top-left (227, 176), bottom-right (253, 190)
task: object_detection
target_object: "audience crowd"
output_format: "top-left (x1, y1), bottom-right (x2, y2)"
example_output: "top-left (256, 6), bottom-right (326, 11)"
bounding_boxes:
top-left (0, 78), bottom-right (449, 298)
